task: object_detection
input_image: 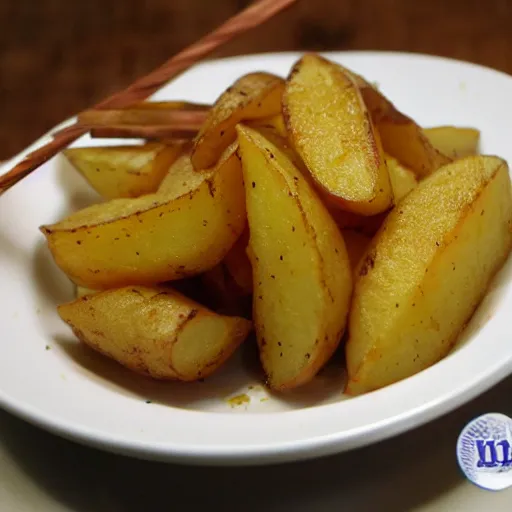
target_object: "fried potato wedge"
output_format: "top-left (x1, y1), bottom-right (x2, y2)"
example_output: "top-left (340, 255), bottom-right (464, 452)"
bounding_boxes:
top-left (191, 72), bottom-right (285, 170)
top-left (386, 154), bottom-right (418, 202)
top-left (237, 125), bottom-right (353, 390)
top-left (75, 285), bottom-right (98, 298)
top-left (424, 126), bottom-right (480, 159)
top-left (346, 156), bottom-right (512, 395)
top-left (245, 114), bottom-right (288, 138)
top-left (246, 124), bottom-right (308, 176)
top-left (283, 54), bottom-right (393, 216)
top-left (350, 74), bottom-right (451, 177)
top-left (41, 144), bottom-right (246, 289)
top-left (58, 286), bottom-right (252, 381)
top-left (157, 146), bottom-right (213, 197)
top-left (64, 143), bottom-right (183, 199)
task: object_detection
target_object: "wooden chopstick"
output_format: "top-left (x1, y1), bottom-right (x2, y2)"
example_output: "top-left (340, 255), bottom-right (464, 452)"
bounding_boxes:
top-left (50, 103), bottom-right (210, 141)
top-left (78, 107), bottom-right (208, 129)
top-left (89, 125), bottom-right (199, 141)
top-left (123, 100), bottom-right (210, 111)
top-left (0, 0), bottom-right (298, 195)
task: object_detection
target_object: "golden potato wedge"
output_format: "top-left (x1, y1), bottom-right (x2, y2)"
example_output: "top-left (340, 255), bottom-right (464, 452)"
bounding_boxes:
top-left (349, 73), bottom-right (451, 177)
top-left (343, 230), bottom-right (372, 272)
top-left (156, 151), bottom-right (202, 197)
top-left (64, 143), bottom-right (183, 199)
top-left (386, 154), bottom-right (418, 202)
top-left (237, 125), bottom-right (353, 390)
top-left (157, 142), bottom-right (240, 199)
top-left (346, 156), bottom-right (512, 395)
top-left (41, 144), bottom-right (246, 289)
top-left (58, 285), bottom-right (252, 381)
top-left (245, 124), bottom-right (308, 176)
top-left (375, 120), bottom-right (450, 178)
top-left (156, 142), bottom-right (216, 197)
top-left (283, 54), bottom-right (393, 216)
top-left (245, 114), bottom-right (288, 138)
top-left (424, 126), bottom-right (480, 159)
top-left (75, 285), bottom-right (98, 298)
top-left (330, 154), bottom-right (416, 226)
top-left (191, 72), bottom-right (285, 170)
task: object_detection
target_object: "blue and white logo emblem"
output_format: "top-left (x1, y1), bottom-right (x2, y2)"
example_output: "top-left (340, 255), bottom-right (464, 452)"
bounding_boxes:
top-left (457, 413), bottom-right (512, 491)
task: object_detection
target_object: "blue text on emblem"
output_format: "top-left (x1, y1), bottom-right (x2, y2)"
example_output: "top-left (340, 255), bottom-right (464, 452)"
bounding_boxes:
top-left (457, 412), bottom-right (512, 491)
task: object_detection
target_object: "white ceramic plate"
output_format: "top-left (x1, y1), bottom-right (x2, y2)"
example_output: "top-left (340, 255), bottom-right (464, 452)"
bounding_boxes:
top-left (1, 51), bottom-right (512, 466)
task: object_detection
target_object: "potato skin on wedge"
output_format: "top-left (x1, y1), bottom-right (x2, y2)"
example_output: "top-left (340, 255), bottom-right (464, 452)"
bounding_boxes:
top-left (191, 72), bottom-right (285, 170)
top-left (245, 114), bottom-right (288, 139)
top-left (350, 73), bottom-right (451, 178)
top-left (41, 144), bottom-right (246, 289)
top-left (346, 156), bottom-right (512, 395)
top-left (283, 54), bottom-right (393, 215)
top-left (58, 286), bottom-right (252, 381)
top-left (64, 143), bottom-right (183, 199)
top-left (237, 125), bottom-right (353, 391)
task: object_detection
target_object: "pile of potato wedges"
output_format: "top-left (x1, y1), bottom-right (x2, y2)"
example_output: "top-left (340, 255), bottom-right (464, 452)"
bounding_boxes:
top-left (43, 53), bottom-right (512, 396)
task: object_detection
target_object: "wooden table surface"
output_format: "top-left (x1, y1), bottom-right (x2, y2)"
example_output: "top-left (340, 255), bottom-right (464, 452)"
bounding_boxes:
top-left (1, 0), bottom-right (512, 160)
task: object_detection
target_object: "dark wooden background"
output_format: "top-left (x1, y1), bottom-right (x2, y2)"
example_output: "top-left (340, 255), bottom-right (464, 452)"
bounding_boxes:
top-left (1, 0), bottom-right (511, 160)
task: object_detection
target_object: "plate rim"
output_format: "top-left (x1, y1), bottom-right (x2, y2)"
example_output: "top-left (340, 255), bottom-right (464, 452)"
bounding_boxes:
top-left (2, 50), bottom-right (512, 466)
